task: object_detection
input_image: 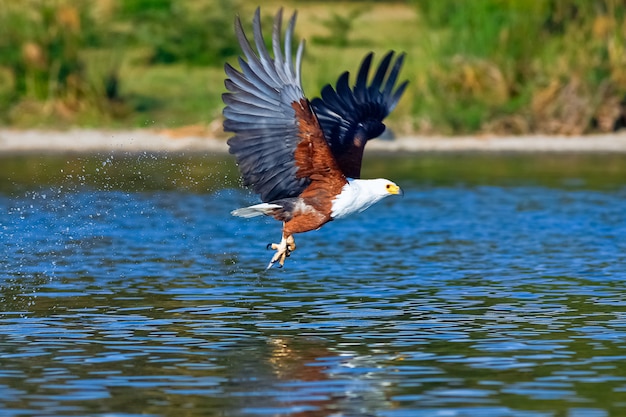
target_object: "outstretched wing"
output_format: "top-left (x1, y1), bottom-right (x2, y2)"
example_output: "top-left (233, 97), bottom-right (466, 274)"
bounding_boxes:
top-left (310, 52), bottom-right (408, 179)
top-left (224, 8), bottom-right (344, 203)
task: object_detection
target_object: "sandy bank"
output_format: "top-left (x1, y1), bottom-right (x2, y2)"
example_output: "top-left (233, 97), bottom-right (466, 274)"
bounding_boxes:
top-left (2, 128), bottom-right (626, 154)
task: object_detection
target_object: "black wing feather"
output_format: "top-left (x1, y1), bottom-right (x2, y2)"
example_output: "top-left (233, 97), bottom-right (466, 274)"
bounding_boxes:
top-left (310, 51), bottom-right (408, 178)
top-left (223, 8), bottom-right (310, 202)
top-left (354, 53), bottom-right (372, 102)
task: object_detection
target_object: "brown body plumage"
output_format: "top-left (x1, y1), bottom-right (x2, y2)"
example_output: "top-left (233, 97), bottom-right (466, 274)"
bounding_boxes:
top-left (223, 8), bottom-right (407, 268)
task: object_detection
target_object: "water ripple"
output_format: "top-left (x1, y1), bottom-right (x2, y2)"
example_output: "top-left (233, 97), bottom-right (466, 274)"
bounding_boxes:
top-left (2, 180), bottom-right (626, 416)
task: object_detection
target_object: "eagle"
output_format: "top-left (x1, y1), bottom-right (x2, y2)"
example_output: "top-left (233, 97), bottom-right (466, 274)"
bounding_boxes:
top-left (223, 8), bottom-right (408, 269)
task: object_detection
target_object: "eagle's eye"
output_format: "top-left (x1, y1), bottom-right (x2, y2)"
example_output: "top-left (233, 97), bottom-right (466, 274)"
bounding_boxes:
top-left (385, 183), bottom-right (402, 196)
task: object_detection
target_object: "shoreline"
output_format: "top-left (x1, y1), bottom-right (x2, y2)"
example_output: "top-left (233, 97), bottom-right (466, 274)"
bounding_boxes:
top-left (2, 128), bottom-right (626, 154)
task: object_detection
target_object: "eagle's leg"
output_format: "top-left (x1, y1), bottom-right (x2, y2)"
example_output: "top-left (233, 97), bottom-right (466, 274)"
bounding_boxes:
top-left (286, 235), bottom-right (296, 252)
top-left (266, 233), bottom-right (296, 269)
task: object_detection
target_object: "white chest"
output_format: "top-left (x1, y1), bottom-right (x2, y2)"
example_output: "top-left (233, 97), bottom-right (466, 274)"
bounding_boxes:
top-left (330, 180), bottom-right (385, 219)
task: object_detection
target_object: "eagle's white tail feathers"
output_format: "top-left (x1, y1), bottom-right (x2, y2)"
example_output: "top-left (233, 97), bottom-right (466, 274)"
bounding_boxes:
top-left (231, 203), bottom-right (282, 218)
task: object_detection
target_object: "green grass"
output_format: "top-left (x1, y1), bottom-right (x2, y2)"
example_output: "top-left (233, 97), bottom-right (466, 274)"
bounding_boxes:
top-left (119, 63), bottom-right (225, 128)
top-left (1, 0), bottom-right (625, 135)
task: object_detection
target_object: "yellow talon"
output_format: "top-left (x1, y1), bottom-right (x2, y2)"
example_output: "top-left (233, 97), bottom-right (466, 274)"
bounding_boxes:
top-left (266, 235), bottom-right (296, 269)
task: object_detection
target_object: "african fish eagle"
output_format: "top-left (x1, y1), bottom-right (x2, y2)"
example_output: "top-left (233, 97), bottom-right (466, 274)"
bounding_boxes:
top-left (223, 8), bottom-right (408, 269)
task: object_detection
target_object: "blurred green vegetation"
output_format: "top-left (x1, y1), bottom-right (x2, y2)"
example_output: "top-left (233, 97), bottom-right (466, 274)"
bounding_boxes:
top-left (0, 0), bottom-right (625, 135)
top-left (411, 0), bottom-right (626, 134)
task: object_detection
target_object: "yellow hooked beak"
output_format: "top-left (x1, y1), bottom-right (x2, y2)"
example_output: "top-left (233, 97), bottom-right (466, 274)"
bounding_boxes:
top-left (386, 183), bottom-right (403, 196)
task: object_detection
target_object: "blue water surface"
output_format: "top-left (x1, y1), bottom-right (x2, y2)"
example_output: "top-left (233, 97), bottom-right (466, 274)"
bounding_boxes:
top-left (1, 154), bottom-right (626, 417)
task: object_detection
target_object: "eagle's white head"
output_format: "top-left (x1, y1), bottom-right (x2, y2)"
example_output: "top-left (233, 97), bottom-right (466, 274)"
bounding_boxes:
top-left (331, 178), bottom-right (402, 219)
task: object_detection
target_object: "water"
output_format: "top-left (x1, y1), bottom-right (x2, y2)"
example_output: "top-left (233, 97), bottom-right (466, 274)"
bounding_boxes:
top-left (2, 153), bottom-right (626, 416)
